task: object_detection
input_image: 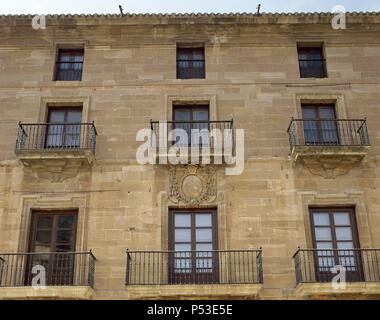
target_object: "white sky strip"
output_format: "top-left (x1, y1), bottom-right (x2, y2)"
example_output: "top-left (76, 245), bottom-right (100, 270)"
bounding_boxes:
top-left (1, 0), bottom-right (380, 14)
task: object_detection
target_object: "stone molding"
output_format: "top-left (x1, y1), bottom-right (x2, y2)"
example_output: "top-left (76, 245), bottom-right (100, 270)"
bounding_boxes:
top-left (168, 165), bottom-right (217, 205)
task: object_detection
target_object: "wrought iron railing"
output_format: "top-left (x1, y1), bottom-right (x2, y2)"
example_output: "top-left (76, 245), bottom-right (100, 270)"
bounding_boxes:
top-left (0, 252), bottom-right (96, 287)
top-left (126, 249), bottom-right (263, 285)
top-left (293, 248), bottom-right (380, 285)
top-left (150, 120), bottom-right (234, 153)
top-left (288, 118), bottom-right (370, 149)
top-left (15, 122), bottom-right (97, 153)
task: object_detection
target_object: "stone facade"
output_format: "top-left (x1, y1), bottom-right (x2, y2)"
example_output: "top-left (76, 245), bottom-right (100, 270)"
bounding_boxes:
top-left (0, 12), bottom-right (380, 300)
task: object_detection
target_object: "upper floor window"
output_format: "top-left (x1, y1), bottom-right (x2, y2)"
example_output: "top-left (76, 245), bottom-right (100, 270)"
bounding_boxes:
top-left (172, 104), bottom-right (209, 146)
top-left (46, 107), bottom-right (83, 149)
top-left (297, 45), bottom-right (327, 78)
top-left (301, 104), bottom-right (338, 145)
top-left (54, 48), bottom-right (84, 81)
top-left (177, 46), bottom-right (205, 79)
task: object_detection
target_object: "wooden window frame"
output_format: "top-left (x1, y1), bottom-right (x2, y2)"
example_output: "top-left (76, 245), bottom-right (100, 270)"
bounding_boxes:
top-left (172, 104), bottom-right (210, 122)
top-left (168, 208), bottom-right (218, 284)
top-left (309, 207), bottom-right (364, 282)
top-left (297, 45), bottom-right (327, 78)
top-left (301, 103), bottom-right (340, 145)
top-left (45, 107), bottom-right (83, 149)
top-left (172, 104), bottom-right (210, 146)
top-left (26, 210), bottom-right (78, 286)
top-left (176, 46), bottom-right (206, 79)
top-left (54, 48), bottom-right (84, 81)
top-left (28, 210), bottom-right (78, 254)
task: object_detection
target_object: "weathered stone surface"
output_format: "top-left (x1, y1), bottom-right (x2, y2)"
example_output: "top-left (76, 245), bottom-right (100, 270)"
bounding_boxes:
top-left (0, 13), bottom-right (380, 300)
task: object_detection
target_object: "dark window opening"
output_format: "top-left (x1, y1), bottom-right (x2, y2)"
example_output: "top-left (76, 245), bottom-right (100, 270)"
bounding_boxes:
top-left (297, 46), bottom-right (327, 78)
top-left (177, 47), bottom-right (205, 79)
top-left (45, 107), bottom-right (83, 149)
top-left (54, 49), bottom-right (84, 81)
top-left (301, 104), bottom-right (339, 145)
top-left (172, 104), bottom-right (209, 146)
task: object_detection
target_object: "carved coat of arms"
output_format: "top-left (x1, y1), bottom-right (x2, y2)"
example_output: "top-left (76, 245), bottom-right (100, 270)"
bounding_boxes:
top-left (168, 166), bottom-right (217, 205)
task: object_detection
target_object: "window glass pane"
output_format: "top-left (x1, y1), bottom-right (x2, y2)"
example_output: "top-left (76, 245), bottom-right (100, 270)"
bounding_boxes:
top-left (36, 230), bottom-right (52, 245)
top-left (196, 229), bottom-right (212, 242)
top-left (58, 216), bottom-right (74, 228)
top-left (56, 230), bottom-right (73, 243)
top-left (313, 213), bottom-right (330, 226)
top-left (174, 214), bottom-right (191, 227)
top-left (193, 110), bottom-right (209, 121)
top-left (196, 243), bottom-right (213, 253)
top-left (174, 244), bottom-right (191, 258)
top-left (319, 107), bottom-right (335, 119)
top-left (302, 107), bottom-right (318, 119)
top-left (333, 213), bottom-right (350, 226)
top-left (56, 244), bottom-right (72, 252)
top-left (175, 229), bottom-right (191, 242)
top-left (37, 216), bottom-right (53, 229)
top-left (337, 243), bottom-right (355, 260)
top-left (316, 242), bottom-right (333, 249)
top-left (335, 227), bottom-right (353, 241)
top-left (48, 110), bottom-right (65, 123)
top-left (173, 109), bottom-right (191, 121)
top-left (337, 242), bottom-right (354, 250)
top-left (315, 227), bottom-right (332, 241)
top-left (66, 110), bottom-right (82, 123)
top-left (195, 214), bottom-right (212, 227)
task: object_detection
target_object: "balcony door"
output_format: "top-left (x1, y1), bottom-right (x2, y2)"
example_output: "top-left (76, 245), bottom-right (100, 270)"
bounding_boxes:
top-left (301, 104), bottom-right (339, 145)
top-left (169, 209), bottom-right (218, 284)
top-left (173, 105), bottom-right (209, 146)
top-left (45, 107), bottom-right (82, 149)
top-left (26, 211), bottom-right (77, 286)
top-left (310, 207), bottom-right (363, 282)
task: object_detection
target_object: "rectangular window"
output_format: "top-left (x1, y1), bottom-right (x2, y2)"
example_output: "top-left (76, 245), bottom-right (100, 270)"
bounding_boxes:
top-left (173, 104), bottom-right (209, 146)
top-left (169, 209), bottom-right (218, 284)
top-left (45, 107), bottom-right (83, 149)
top-left (301, 104), bottom-right (339, 145)
top-left (176, 46), bottom-right (205, 79)
top-left (297, 45), bottom-right (327, 78)
top-left (27, 211), bottom-right (77, 285)
top-left (310, 207), bottom-right (363, 282)
top-left (54, 48), bottom-right (84, 81)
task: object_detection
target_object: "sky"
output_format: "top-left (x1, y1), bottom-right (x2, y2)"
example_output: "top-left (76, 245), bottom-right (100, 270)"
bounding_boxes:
top-left (1, 0), bottom-right (380, 15)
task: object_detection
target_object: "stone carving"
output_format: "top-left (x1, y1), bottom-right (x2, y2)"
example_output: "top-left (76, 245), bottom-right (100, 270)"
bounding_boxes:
top-left (169, 165), bottom-right (217, 205)
top-left (300, 155), bottom-right (363, 179)
top-left (21, 158), bottom-right (88, 182)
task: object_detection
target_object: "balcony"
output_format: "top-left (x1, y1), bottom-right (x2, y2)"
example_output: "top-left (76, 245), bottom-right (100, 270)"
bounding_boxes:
top-left (293, 248), bottom-right (380, 297)
top-left (125, 249), bottom-right (263, 299)
top-left (15, 122), bottom-right (97, 181)
top-left (287, 119), bottom-right (370, 178)
top-left (0, 251), bottom-right (96, 299)
top-left (150, 120), bottom-right (234, 165)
